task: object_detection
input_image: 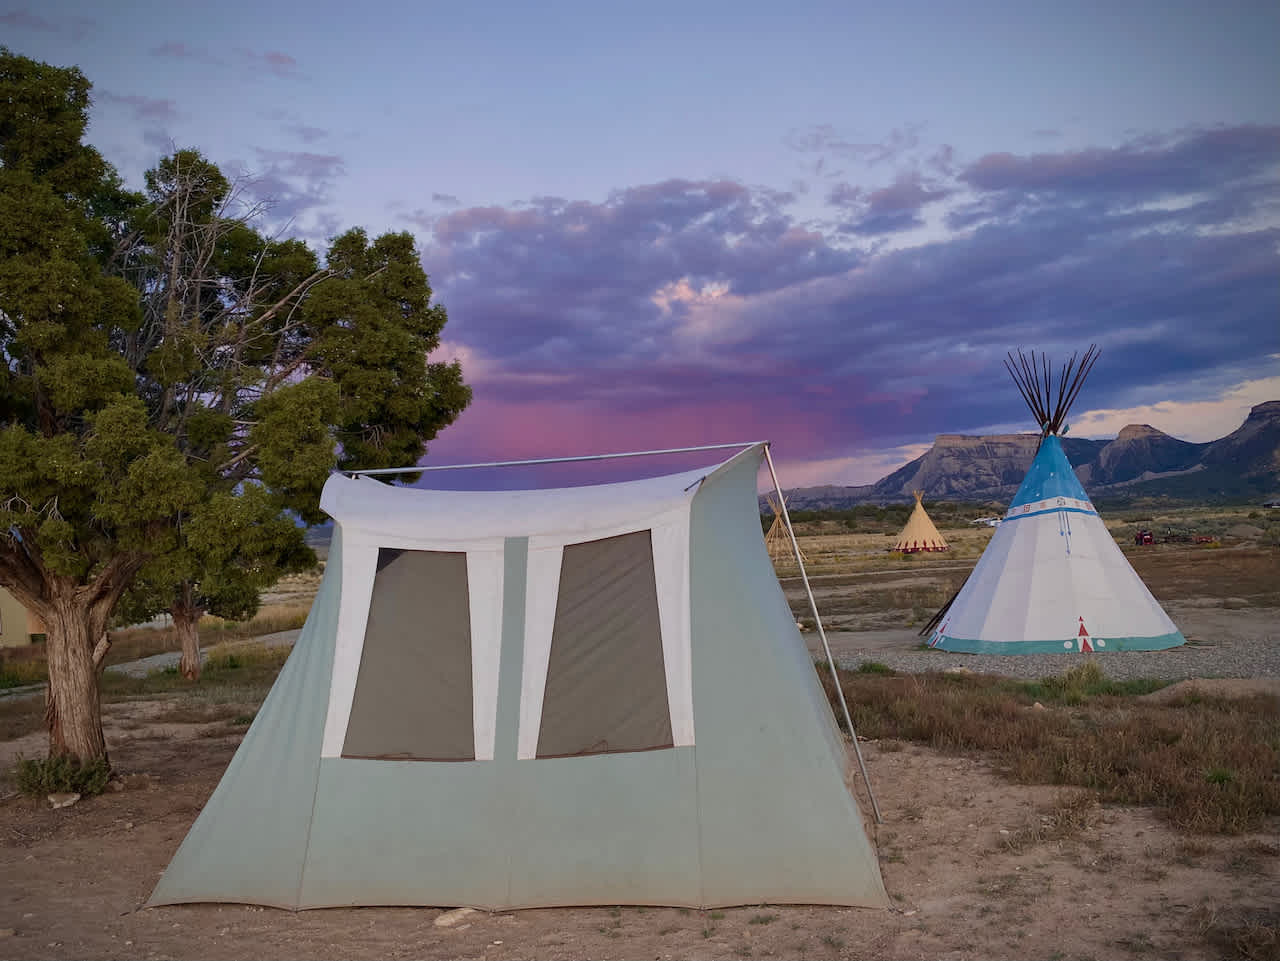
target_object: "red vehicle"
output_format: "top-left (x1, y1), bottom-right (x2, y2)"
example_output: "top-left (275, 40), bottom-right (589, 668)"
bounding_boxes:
top-left (1134, 529), bottom-right (1154, 545)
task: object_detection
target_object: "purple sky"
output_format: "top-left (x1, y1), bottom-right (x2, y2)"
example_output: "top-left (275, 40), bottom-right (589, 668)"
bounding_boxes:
top-left (6, 0), bottom-right (1279, 487)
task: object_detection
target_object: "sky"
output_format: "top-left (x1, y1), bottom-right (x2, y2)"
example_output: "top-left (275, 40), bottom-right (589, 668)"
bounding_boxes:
top-left (5, 0), bottom-right (1280, 488)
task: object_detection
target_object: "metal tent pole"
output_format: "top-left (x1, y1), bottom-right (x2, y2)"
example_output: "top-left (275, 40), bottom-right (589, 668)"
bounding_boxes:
top-left (762, 444), bottom-right (883, 824)
top-left (344, 442), bottom-right (765, 476)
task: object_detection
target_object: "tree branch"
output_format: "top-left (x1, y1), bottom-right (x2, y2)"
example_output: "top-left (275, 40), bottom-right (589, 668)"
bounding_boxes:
top-left (214, 443), bottom-right (260, 475)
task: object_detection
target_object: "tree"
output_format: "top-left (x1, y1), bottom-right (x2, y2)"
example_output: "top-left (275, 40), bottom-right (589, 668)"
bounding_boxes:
top-left (0, 50), bottom-right (471, 764)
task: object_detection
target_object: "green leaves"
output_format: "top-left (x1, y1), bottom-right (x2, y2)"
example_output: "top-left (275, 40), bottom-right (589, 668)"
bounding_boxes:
top-left (1, 47), bottom-right (470, 631)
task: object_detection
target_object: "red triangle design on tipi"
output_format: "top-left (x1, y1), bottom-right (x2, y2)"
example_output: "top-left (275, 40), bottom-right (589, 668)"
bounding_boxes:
top-left (1077, 617), bottom-right (1093, 652)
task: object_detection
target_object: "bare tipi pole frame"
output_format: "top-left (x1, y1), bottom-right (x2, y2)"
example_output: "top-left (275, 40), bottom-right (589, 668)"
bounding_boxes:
top-left (763, 445), bottom-right (883, 824)
top-left (764, 494), bottom-right (807, 563)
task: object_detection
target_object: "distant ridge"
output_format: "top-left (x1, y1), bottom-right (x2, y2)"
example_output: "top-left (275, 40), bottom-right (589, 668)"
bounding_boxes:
top-left (779, 401), bottom-right (1280, 509)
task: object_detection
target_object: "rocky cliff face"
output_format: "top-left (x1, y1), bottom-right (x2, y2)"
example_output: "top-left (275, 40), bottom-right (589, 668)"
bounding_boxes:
top-left (1198, 400), bottom-right (1280, 477)
top-left (1076, 424), bottom-right (1207, 486)
top-left (871, 433), bottom-right (1106, 500)
top-left (780, 401), bottom-right (1280, 508)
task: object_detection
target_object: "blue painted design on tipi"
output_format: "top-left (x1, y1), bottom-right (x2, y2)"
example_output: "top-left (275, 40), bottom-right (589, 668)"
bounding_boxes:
top-left (1009, 435), bottom-right (1091, 508)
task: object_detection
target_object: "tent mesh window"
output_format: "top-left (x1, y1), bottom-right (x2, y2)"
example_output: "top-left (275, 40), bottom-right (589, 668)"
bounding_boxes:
top-left (342, 548), bottom-right (475, 761)
top-left (537, 530), bottom-right (673, 758)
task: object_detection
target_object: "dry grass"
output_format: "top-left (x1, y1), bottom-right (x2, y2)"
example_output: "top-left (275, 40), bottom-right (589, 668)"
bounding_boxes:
top-left (824, 664), bottom-right (1280, 834)
top-left (1197, 904), bottom-right (1280, 961)
top-left (104, 602), bottom-right (312, 667)
top-left (1001, 792), bottom-right (1101, 852)
top-left (101, 642), bottom-right (293, 705)
top-left (0, 603), bottom-right (312, 690)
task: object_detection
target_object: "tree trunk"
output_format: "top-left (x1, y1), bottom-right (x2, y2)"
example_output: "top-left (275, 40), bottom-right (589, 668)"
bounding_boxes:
top-left (44, 598), bottom-right (109, 765)
top-left (172, 602), bottom-right (203, 681)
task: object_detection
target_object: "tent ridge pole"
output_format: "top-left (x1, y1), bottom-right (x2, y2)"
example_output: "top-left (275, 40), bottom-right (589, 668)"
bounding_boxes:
top-left (344, 442), bottom-right (766, 476)
top-left (762, 444), bottom-right (883, 824)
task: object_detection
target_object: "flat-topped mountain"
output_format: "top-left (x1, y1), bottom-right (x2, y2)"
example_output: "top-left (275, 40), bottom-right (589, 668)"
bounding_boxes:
top-left (781, 401), bottom-right (1280, 508)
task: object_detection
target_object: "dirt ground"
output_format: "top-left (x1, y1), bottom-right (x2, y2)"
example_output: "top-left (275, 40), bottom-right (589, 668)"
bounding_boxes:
top-left (1, 535), bottom-right (1277, 960)
top-left (1, 709), bottom-right (1276, 961)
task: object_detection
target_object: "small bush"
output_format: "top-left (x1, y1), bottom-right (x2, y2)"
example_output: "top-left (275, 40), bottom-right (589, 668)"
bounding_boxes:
top-left (857, 661), bottom-right (896, 675)
top-left (14, 755), bottom-right (111, 798)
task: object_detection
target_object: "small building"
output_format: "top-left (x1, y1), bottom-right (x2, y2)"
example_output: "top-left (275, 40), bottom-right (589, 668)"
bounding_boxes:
top-left (0, 587), bottom-right (44, 647)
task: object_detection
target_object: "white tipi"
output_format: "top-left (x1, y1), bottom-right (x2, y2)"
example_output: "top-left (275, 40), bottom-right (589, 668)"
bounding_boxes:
top-left (892, 492), bottom-right (949, 553)
top-left (928, 347), bottom-right (1184, 655)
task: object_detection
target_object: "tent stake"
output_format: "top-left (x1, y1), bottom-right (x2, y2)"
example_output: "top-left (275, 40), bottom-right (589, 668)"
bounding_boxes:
top-left (763, 445), bottom-right (883, 824)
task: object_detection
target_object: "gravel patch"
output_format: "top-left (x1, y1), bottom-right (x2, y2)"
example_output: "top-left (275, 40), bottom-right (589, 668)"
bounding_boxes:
top-left (835, 639), bottom-right (1280, 681)
top-left (827, 606), bottom-right (1280, 681)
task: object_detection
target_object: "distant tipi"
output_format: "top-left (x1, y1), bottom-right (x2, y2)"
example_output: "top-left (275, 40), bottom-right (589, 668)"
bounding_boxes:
top-left (764, 495), bottom-right (806, 563)
top-left (928, 346), bottom-right (1185, 655)
top-left (893, 492), bottom-right (949, 553)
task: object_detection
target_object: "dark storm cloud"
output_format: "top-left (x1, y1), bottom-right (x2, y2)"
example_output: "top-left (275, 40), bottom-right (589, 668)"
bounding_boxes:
top-left (961, 125), bottom-right (1280, 197)
top-left (419, 126), bottom-right (1279, 463)
top-left (424, 178), bottom-right (861, 370)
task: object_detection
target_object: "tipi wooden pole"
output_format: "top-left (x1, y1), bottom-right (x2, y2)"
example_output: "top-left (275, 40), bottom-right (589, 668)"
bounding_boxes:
top-left (763, 444), bottom-right (883, 824)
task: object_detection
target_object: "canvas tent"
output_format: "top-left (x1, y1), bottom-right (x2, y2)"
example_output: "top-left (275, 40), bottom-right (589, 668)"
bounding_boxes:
top-left (892, 492), bottom-right (949, 553)
top-left (928, 348), bottom-right (1185, 655)
top-left (150, 442), bottom-right (888, 911)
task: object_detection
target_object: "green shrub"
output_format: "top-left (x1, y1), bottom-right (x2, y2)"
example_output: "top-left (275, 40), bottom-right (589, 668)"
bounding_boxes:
top-left (14, 755), bottom-right (111, 797)
top-left (856, 661), bottom-right (895, 675)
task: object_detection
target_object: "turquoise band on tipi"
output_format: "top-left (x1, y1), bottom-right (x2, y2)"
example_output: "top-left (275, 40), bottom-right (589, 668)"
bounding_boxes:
top-left (1008, 435), bottom-right (1091, 508)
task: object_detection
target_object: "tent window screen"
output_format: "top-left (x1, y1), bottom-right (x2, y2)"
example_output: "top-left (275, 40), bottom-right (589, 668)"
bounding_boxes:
top-left (342, 548), bottom-right (475, 761)
top-left (537, 530), bottom-right (673, 758)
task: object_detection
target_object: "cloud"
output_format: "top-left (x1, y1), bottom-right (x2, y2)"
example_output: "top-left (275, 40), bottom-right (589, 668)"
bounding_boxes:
top-left (150, 42), bottom-right (299, 77)
top-left (285, 123), bottom-right (328, 144)
top-left (406, 125), bottom-right (1279, 483)
top-left (779, 443), bottom-right (935, 488)
top-left (150, 41), bottom-right (223, 65)
top-left (0, 6), bottom-right (95, 38)
top-left (237, 48), bottom-right (299, 77)
top-left (1069, 371), bottom-right (1280, 442)
top-left (786, 124), bottom-right (923, 167)
top-left (243, 149), bottom-right (346, 238)
top-left (432, 192), bottom-right (460, 207)
top-left (960, 125), bottom-right (1280, 198)
top-left (829, 171), bottom-right (951, 235)
top-left (97, 91), bottom-right (179, 124)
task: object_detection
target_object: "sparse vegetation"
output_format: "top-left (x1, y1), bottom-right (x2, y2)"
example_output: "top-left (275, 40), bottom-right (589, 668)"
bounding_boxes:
top-left (1001, 793), bottom-right (1100, 853)
top-left (14, 754), bottom-right (111, 798)
top-left (822, 665), bottom-right (1280, 833)
top-left (1197, 904), bottom-right (1280, 961)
